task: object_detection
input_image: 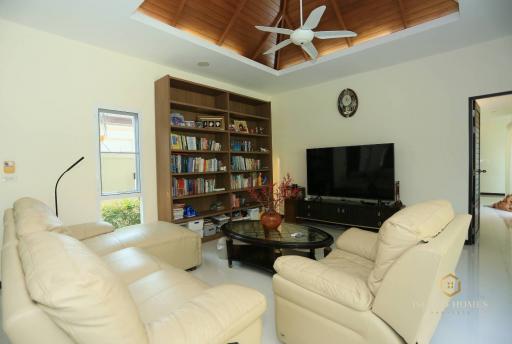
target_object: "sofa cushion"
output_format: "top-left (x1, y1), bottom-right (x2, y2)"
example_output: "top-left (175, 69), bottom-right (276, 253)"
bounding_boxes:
top-left (102, 247), bottom-right (165, 285)
top-left (322, 249), bottom-right (374, 281)
top-left (274, 255), bottom-right (374, 311)
top-left (146, 285), bottom-right (266, 344)
top-left (82, 221), bottom-right (202, 269)
top-left (18, 231), bottom-right (148, 344)
top-left (128, 266), bottom-right (209, 324)
top-left (13, 197), bottom-right (66, 237)
top-left (368, 200), bottom-right (455, 294)
top-left (336, 227), bottom-right (378, 261)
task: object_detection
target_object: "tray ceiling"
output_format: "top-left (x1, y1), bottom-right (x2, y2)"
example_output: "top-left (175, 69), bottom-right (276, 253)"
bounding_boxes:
top-left (138, 0), bottom-right (459, 70)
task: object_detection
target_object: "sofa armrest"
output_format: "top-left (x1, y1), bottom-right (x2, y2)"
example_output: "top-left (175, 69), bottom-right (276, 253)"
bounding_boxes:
top-left (146, 284), bottom-right (266, 344)
top-left (336, 227), bottom-right (378, 261)
top-left (64, 221), bottom-right (114, 240)
top-left (274, 255), bottom-right (373, 311)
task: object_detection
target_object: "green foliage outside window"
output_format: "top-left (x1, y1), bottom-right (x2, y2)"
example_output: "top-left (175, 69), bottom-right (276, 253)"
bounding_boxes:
top-left (101, 198), bottom-right (141, 229)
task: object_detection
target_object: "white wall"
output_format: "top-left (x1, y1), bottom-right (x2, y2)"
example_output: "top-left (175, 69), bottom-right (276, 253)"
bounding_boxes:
top-left (480, 113), bottom-right (512, 194)
top-left (272, 35), bottom-right (512, 213)
top-left (0, 19), bottom-right (269, 226)
top-left (2, 17), bottom-right (512, 222)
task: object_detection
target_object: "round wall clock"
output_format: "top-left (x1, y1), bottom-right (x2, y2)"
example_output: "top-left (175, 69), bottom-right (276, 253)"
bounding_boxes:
top-left (338, 88), bottom-right (358, 117)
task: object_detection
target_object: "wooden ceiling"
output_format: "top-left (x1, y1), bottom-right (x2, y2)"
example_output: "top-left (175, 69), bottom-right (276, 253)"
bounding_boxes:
top-left (138, 0), bottom-right (459, 70)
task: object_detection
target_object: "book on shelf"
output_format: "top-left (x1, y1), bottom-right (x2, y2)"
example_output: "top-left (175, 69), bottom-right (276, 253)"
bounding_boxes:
top-left (170, 133), bottom-right (222, 151)
top-left (172, 177), bottom-right (217, 197)
top-left (230, 194), bottom-right (259, 209)
top-left (231, 156), bottom-right (261, 171)
top-left (171, 155), bottom-right (223, 173)
top-left (231, 140), bottom-right (253, 152)
top-left (173, 203), bottom-right (185, 220)
top-left (230, 172), bottom-right (264, 189)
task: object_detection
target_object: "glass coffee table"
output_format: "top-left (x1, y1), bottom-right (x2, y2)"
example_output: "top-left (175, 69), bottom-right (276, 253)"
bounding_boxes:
top-left (222, 220), bottom-right (334, 273)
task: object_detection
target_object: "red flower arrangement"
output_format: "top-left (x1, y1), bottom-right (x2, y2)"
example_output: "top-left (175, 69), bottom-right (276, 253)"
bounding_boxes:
top-left (248, 173), bottom-right (300, 212)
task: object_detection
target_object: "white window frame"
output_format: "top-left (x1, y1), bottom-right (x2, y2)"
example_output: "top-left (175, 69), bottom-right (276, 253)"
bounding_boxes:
top-left (96, 108), bottom-right (144, 221)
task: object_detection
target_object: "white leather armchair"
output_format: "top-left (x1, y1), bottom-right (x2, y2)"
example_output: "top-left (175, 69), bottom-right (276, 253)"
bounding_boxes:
top-left (273, 200), bottom-right (471, 344)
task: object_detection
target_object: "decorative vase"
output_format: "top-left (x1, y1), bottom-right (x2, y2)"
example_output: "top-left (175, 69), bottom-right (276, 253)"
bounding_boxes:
top-left (260, 210), bottom-right (282, 230)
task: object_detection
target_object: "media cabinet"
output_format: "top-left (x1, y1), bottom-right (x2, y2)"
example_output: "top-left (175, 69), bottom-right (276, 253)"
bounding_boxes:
top-left (286, 198), bottom-right (403, 231)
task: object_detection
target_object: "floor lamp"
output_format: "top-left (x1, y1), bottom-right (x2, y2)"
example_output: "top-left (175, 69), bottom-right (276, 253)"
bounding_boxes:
top-left (54, 157), bottom-right (84, 217)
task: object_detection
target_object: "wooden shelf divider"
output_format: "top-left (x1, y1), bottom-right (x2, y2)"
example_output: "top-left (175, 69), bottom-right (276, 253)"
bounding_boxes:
top-left (170, 126), bottom-right (227, 134)
top-left (155, 75), bottom-right (273, 232)
top-left (172, 171), bottom-right (228, 176)
top-left (171, 149), bottom-right (229, 154)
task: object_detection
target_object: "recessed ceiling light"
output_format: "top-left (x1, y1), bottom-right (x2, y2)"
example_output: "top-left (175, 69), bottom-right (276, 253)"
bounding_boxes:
top-left (197, 61), bottom-right (210, 67)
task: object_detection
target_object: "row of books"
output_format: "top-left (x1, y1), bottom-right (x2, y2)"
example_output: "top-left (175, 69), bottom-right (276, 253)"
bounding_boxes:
top-left (173, 203), bottom-right (185, 220)
top-left (231, 157), bottom-right (261, 171)
top-left (170, 134), bottom-right (222, 151)
top-left (230, 172), bottom-right (264, 189)
top-left (231, 140), bottom-right (253, 152)
top-left (171, 155), bottom-right (223, 173)
top-left (172, 177), bottom-right (217, 197)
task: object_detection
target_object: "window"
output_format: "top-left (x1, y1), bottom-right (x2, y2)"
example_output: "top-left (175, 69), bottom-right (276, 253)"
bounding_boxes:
top-left (98, 109), bottom-right (141, 228)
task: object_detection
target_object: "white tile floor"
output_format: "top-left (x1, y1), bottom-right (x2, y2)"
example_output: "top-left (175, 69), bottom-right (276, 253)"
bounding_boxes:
top-left (191, 223), bottom-right (341, 344)
top-left (1, 198), bottom-right (511, 344)
top-left (431, 197), bottom-right (512, 344)
top-left (192, 201), bottom-right (512, 344)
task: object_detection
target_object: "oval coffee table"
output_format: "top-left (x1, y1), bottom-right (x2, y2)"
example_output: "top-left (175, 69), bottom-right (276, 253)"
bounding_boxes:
top-left (222, 220), bottom-right (334, 273)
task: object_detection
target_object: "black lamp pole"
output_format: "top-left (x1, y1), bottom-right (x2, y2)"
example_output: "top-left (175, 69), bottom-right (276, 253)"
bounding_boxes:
top-left (54, 157), bottom-right (84, 217)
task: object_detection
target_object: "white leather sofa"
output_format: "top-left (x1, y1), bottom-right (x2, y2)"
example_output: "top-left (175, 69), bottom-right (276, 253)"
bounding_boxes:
top-left (2, 197), bottom-right (266, 344)
top-left (4, 197), bottom-right (202, 270)
top-left (273, 200), bottom-right (471, 344)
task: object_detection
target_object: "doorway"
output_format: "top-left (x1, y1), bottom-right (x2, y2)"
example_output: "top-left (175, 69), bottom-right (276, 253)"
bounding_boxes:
top-left (468, 91), bottom-right (512, 245)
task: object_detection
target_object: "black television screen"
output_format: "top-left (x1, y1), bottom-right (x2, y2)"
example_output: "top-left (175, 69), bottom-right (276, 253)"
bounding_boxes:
top-left (307, 143), bottom-right (395, 200)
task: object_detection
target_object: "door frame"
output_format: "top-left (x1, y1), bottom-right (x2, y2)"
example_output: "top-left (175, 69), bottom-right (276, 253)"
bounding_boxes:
top-left (468, 90), bottom-right (512, 245)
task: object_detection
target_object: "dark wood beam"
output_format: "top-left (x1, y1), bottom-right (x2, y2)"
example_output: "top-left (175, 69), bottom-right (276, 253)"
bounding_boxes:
top-left (396, 0), bottom-right (408, 28)
top-left (172, 0), bottom-right (187, 26)
top-left (218, 0), bottom-right (248, 45)
top-left (329, 0), bottom-right (353, 47)
top-left (284, 12), bottom-right (296, 28)
top-left (251, 12), bottom-right (285, 59)
top-left (273, 0), bottom-right (288, 69)
top-left (274, 24), bottom-right (283, 69)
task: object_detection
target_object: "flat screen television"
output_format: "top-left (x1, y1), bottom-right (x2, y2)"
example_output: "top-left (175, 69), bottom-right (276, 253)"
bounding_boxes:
top-left (307, 143), bottom-right (395, 200)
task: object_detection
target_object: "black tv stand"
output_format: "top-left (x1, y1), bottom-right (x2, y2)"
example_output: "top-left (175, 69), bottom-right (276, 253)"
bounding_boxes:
top-left (360, 200), bottom-right (378, 206)
top-left (290, 198), bottom-right (403, 231)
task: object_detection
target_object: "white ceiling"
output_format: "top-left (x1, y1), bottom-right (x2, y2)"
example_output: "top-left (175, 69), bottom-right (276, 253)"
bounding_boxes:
top-left (478, 94), bottom-right (512, 117)
top-left (0, 0), bottom-right (511, 94)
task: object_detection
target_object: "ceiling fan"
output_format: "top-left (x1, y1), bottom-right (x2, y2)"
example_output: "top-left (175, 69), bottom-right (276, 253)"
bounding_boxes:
top-left (255, 0), bottom-right (357, 60)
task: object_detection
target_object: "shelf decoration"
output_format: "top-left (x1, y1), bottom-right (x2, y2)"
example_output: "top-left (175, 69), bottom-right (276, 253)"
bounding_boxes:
top-left (248, 173), bottom-right (300, 230)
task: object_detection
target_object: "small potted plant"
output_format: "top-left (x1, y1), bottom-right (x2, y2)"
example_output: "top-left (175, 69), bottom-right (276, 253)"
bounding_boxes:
top-left (248, 173), bottom-right (300, 230)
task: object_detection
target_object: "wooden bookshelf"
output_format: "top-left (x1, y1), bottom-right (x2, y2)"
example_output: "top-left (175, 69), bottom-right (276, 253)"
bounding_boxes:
top-left (155, 75), bottom-right (273, 234)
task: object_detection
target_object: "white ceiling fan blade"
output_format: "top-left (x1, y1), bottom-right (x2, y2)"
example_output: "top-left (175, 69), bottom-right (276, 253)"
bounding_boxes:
top-left (255, 26), bottom-right (293, 35)
top-left (301, 41), bottom-right (318, 60)
top-left (263, 39), bottom-right (292, 55)
top-left (302, 5), bottom-right (326, 30)
top-left (315, 30), bottom-right (357, 39)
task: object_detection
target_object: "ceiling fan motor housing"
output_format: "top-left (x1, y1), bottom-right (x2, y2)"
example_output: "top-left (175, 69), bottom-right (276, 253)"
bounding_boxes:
top-left (291, 29), bottom-right (315, 45)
